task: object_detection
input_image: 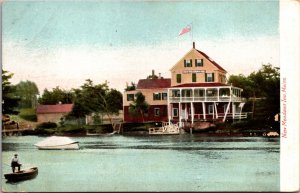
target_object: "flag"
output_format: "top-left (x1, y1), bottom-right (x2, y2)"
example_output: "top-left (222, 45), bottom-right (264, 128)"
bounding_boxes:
top-left (179, 25), bottom-right (191, 36)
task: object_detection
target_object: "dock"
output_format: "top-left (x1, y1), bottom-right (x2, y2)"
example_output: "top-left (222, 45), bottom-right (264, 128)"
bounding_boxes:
top-left (149, 122), bottom-right (180, 135)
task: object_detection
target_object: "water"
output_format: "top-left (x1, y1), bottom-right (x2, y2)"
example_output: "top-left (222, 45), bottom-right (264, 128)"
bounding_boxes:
top-left (1, 135), bottom-right (279, 192)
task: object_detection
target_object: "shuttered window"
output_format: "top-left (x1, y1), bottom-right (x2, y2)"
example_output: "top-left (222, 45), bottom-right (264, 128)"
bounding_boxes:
top-left (195, 59), bottom-right (203, 67)
top-left (192, 73), bottom-right (197, 82)
top-left (184, 59), bottom-right (192, 67)
top-left (205, 73), bottom-right (214, 82)
top-left (176, 74), bottom-right (181, 83)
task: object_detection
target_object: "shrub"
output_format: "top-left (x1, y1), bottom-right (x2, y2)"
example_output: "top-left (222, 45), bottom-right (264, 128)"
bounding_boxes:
top-left (36, 122), bottom-right (58, 129)
top-left (19, 108), bottom-right (37, 122)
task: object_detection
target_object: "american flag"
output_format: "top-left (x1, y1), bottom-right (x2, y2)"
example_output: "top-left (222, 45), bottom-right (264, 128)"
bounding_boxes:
top-left (179, 25), bottom-right (191, 36)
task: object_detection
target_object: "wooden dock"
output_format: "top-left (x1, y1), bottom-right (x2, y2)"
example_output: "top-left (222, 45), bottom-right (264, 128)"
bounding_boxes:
top-left (149, 122), bottom-right (180, 135)
top-left (2, 128), bottom-right (35, 136)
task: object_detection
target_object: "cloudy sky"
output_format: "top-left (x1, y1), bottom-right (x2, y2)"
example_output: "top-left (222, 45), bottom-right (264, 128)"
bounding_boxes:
top-left (3, 0), bottom-right (279, 93)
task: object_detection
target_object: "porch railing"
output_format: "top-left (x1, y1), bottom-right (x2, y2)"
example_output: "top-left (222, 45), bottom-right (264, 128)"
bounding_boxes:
top-left (169, 96), bottom-right (243, 103)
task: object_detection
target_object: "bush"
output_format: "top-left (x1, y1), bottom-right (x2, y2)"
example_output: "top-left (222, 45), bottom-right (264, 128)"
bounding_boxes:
top-left (19, 108), bottom-right (37, 122)
top-left (37, 122), bottom-right (58, 129)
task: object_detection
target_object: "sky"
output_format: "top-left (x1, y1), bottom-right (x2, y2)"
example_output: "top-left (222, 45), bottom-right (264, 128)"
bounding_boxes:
top-left (3, 0), bottom-right (279, 94)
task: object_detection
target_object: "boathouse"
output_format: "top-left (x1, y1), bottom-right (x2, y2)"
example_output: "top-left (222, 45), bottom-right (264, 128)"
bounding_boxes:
top-left (36, 103), bottom-right (73, 123)
top-left (123, 42), bottom-right (246, 127)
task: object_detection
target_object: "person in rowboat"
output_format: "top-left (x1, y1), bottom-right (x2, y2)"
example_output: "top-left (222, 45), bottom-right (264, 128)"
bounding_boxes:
top-left (11, 153), bottom-right (22, 173)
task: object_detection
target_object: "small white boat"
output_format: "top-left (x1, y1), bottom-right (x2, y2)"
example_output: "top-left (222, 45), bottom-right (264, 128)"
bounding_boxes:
top-left (34, 136), bottom-right (79, 150)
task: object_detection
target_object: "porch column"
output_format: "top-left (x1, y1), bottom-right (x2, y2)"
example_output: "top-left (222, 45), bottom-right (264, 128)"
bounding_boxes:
top-left (202, 102), bottom-right (206, 120)
top-left (167, 91), bottom-right (171, 125)
top-left (223, 102), bottom-right (231, 122)
top-left (214, 102), bottom-right (218, 119)
top-left (232, 103), bottom-right (235, 120)
top-left (217, 88), bottom-right (220, 101)
top-left (191, 102), bottom-right (194, 125)
top-left (179, 102), bottom-right (182, 127)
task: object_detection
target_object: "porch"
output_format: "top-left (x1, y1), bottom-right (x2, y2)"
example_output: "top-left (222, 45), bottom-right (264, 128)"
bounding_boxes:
top-left (168, 86), bottom-right (243, 103)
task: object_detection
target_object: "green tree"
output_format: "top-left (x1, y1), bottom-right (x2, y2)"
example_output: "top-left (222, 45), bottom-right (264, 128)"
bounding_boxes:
top-left (67, 79), bottom-right (108, 124)
top-left (2, 69), bottom-right (19, 114)
top-left (38, 87), bottom-right (74, 105)
top-left (248, 64), bottom-right (280, 121)
top-left (15, 80), bottom-right (39, 108)
top-left (100, 89), bottom-right (123, 124)
top-left (128, 92), bottom-right (149, 122)
top-left (228, 64), bottom-right (280, 122)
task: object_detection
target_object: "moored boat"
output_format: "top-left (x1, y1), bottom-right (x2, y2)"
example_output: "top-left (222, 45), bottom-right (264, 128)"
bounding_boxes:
top-left (34, 136), bottom-right (79, 150)
top-left (4, 167), bottom-right (38, 182)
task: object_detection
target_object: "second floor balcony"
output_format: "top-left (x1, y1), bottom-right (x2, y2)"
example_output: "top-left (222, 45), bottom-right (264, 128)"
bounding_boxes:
top-left (168, 86), bottom-right (243, 103)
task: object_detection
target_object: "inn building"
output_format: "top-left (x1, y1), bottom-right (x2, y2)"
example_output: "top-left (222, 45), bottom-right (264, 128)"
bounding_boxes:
top-left (123, 42), bottom-right (246, 128)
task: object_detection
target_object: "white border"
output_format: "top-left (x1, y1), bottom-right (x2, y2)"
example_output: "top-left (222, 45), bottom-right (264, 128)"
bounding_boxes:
top-left (280, 0), bottom-right (300, 191)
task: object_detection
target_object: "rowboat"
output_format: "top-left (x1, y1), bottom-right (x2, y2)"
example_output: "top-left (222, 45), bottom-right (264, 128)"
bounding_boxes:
top-left (4, 167), bottom-right (38, 182)
top-left (34, 136), bottom-right (79, 150)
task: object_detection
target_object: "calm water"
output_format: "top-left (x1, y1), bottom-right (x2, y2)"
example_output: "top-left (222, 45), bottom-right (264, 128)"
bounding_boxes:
top-left (1, 134), bottom-right (279, 192)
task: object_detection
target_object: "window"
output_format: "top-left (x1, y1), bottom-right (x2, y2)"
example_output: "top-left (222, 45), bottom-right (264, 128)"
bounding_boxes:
top-left (172, 108), bottom-right (178, 117)
top-left (184, 59), bottom-right (192, 67)
top-left (154, 108), bottom-right (160, 117)
top-left (127, 94), bottom-right (134, 101)
top-left (182, 89), bottom-right (192, 97)
top-left (172, 90), bottom-right (180, 97)
top-left (205, 73), bottom-right (214, 82)
top-left (194, 89), bottom-right (205, 97)
top-left (153, 93), bottom-right (161, 100)
top-left (162, 93), bottom-right (168, 100)
top-left (208, 105), bottom-right (214, 114)
top-left (195, 59), bottom-right (203, 67)
top-left (176, 74), bottom-right (181, 83)
top-left (192, 73), bottom-right (197, 82)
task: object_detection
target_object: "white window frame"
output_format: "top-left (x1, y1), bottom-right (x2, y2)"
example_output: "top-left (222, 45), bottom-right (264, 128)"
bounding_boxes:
top-left (185, 59), bottom-right (192, 67)
top-left (207, 73), bottom-right (213, 82)
top-left (196, 59), bottom-right (203, 67)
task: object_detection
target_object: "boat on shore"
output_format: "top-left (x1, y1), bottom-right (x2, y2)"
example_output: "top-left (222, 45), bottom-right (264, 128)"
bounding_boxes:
top-left (4, 167), bottom-right (38, 182)
top-left (34, 136), bottom-right (79, 150)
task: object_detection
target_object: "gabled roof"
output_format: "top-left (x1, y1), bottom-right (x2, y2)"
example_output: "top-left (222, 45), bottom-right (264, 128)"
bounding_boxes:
top-left (172, 83), bottom-right (229, 88)
top-left (137, 78), bottom-right (171, 89)
top-left (170, 46), bottom-right (227, 73)
top-left (196, 49), bottom-right (227, 72)
top-left (36, 104), bottom-right (73, 114)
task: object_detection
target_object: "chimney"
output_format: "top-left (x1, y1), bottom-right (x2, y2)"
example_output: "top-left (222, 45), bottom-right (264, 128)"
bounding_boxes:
top-left (152, 69), bottom-right (155, 76)
top-left (193, 42), bottom-right (195, 49)
top-left (158, 73), bottom-right (161, 79)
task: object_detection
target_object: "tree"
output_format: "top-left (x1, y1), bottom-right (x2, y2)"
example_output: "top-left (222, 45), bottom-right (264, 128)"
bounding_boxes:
top-left (100, 89), bottom-right (123, 124)
top-left (67, 79), bottom-right (108, 124)
top-left (2, 69), bottom-right (20, 114)
top-left (128, 92), bottom-right (149, 122)
top-left (15, 80), bottom-right (39, 108)
top-left (248, 64), bottom-right (280, 121)
top-left (38, 87), bottom-right (74, 105)
top-left (228, 64), bottom-right (280, 122)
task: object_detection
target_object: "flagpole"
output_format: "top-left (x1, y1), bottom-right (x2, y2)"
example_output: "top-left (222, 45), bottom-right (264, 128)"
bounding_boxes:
top-left (191, 22), bottom-right (193, 44)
